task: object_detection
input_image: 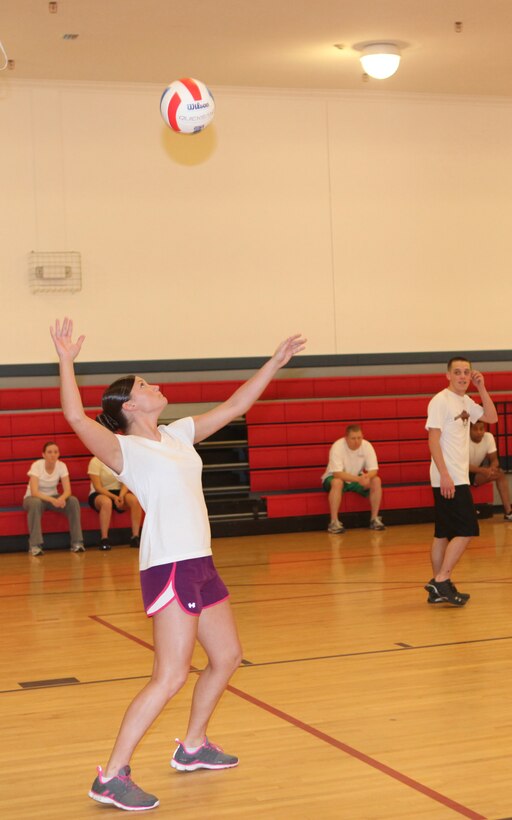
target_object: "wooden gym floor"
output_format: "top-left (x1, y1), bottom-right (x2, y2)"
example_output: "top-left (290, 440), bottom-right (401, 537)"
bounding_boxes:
top-left (1, 518), bottom-right (512, 819)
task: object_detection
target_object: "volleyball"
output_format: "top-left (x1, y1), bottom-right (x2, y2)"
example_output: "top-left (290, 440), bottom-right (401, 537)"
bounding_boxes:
top-left (160, 78), bottom-right (215, 134)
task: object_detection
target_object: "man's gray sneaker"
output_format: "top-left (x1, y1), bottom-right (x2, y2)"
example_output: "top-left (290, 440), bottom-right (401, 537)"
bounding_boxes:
top-left (369, 516), bottom-right (385, 531)
top-left (171, 737), bottom-right (239, 771)
top-left (327, 521), bottom-right (345, 534)
top-left (70, 543), bottom-right (85, 552)
top-left (88, 765), bottom-right (159, 811)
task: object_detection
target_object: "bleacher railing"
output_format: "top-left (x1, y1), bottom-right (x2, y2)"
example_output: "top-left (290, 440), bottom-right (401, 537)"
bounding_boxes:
top-left (495, 400), bottom-right (512, 471)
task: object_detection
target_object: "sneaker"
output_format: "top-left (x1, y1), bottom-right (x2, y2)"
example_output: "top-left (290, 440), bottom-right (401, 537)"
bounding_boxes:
top-left (171, 737), bottom-right (239, 772)
top-left (29, 545), bottom-right (44, 556)
top-left (425, 578), bottom-right (447, 604)
top-left (448, 580), bottom-right (470, 601)
top-left (369, 516), bottom-right (386, 531)
top-left (98, 538), bottom-right (111, 551)
top-left (89, 765), bottom-right (159, 811)
top-left (504, 512), bottom-right (512, 522)
top-left (424, 579), bottom-right (466, 607)
top-left (130, 535), bottom-right (140, 549)
top-left (327, 521), bottom-right (345, 534)
top-left (425, 578), bottom-right (470, 603)
top-left (70, 543), bottom-right (85, 553)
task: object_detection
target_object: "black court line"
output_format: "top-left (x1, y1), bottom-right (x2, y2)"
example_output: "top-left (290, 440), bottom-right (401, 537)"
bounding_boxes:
top-left (240, 633), bottom-right (512, 668)
top-left (0, 568), bottom-right (137, 586)
top-left (0, 586), bottom-right (142, 600)
top-left (5, 571), bottom-right (512, 600)
top-left (5, 630), bottom-right (512, 695)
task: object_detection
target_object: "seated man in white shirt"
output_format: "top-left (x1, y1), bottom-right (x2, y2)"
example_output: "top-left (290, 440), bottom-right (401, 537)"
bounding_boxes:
top-left (321, 424), bottom-right (385, 534)
top-left (469, 420), bottom-right (512, 521)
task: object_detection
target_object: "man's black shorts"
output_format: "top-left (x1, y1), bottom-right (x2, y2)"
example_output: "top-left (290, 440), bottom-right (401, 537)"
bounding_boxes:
top-left (432, 484), bottom-right (479, 540)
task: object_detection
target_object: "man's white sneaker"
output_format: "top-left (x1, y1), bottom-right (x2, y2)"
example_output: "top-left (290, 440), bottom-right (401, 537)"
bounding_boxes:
top-left (369, 516), bottom-right (386, 531)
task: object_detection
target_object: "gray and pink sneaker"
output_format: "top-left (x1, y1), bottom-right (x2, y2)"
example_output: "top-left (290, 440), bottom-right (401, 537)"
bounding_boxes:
top-left (88, 765), bottom-right (159, 811)
top-left (171, 737), bottom-right (239, 771)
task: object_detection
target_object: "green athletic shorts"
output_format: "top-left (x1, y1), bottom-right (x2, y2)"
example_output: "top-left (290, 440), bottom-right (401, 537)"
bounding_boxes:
top-left (322, 476), bottom-right (370, 498)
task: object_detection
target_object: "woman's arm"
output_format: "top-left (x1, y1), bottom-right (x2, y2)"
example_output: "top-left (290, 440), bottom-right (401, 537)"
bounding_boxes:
top-left (59, 474), bottom-right (72, 503)
top-left (193, 334), bottom-right (306, 443)
top-left (50, 318), bottom-right (123, 473)
top-left (29, 475), bottom-right (60, 505)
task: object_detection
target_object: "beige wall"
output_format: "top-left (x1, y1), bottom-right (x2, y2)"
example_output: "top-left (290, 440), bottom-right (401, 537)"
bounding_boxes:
top-left (1, 80), bottom-right (511, 364)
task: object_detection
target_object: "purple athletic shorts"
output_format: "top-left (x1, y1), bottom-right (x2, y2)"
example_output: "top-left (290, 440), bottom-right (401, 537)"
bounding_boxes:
top-left (140, 555), bottom-right (229, 617)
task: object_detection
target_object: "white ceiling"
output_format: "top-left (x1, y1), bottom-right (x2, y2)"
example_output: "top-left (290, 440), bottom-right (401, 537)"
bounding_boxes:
top-left (1, 0), bottom-right (512, 96)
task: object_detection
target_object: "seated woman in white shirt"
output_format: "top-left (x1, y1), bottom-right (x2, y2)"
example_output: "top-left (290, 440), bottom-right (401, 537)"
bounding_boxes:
top-left (88, 456), bottom-right (142, 550)
top-left (22, 440), bottom-right (84, 556)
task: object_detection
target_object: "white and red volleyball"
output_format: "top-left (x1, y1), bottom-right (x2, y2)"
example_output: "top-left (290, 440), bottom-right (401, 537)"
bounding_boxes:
top-left (160, 78), bottom-right (215, 134)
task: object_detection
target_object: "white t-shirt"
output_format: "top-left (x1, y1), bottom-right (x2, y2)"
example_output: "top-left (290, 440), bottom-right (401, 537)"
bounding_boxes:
top-left (321, 438), bottom-right (379, 483)
top-left (24, 459), bottom-right (69, 498)
top-left (88, 456), bottom-right (121, 494)
top-left (469, 431), bottom-right (497, 469)
top-left (113, 417), bottom-right (211, 571)
top-left (426, 388), bottom-right (484, 487)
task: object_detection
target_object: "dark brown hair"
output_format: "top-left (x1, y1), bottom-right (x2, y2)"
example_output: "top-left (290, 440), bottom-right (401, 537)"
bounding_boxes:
top-left (96, 376), bottom-right (136, 433)
top-left (42, 440), bottom-right (58, 453)
top-left (447, 356), bottom-right (471, 370)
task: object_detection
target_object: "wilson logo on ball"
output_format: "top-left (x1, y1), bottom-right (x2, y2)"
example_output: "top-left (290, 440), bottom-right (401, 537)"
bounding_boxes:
top-left (160, 78), bottom-right (215, 134)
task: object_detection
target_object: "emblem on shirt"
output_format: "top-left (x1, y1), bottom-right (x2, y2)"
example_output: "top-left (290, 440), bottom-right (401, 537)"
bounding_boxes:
top-left (454, 410), bottom-right (470, 425)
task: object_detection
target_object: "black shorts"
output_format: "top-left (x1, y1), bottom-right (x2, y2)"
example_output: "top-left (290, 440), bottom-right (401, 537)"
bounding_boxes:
top-left (432, 485), bottom-right (479, 540)
top-left (468, 471), bottom-right (478, 486)
top-left (88, 489), bottom-right (125, 513)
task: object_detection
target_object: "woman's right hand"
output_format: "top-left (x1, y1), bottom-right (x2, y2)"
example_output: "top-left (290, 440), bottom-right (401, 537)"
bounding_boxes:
top-left (50, 318), bottom-right (85, 361)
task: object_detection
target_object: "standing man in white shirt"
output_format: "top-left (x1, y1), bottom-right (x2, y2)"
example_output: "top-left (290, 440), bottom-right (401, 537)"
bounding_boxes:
top-left (322, 424), bottom-right (385, 534)
top-left (469, 420), bottom-right (512, 521)
top-left (424, 357), bottom-right (498, 607)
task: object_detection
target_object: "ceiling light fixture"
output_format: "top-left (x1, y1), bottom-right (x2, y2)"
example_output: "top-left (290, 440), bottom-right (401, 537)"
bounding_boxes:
top-left (360, 43), bottom-right (401, 79)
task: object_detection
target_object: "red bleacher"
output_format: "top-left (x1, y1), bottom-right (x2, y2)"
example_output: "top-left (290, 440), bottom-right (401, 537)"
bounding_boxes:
top-left (244, 377), bottom-right (512, 519)
top-left (1, 371), bottom-right (510, 544)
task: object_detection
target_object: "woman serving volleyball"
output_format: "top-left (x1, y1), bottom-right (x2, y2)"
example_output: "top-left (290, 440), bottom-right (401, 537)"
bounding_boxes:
top-left (50, 318), bottom-right (306, 812)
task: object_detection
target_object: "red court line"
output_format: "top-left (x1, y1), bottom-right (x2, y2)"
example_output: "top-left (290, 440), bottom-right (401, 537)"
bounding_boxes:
top-left (226, 683), bottom-right (486, 820)
top-left (90, 615), bottom-right (154, 651)
top-left (92, 614), bottom-right (486, 819)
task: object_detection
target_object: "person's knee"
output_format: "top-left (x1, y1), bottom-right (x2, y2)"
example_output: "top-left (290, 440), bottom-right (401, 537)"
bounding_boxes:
top-left (153, 665), bottom-right (190, 700)
top-left (231, 642), bottom-right (243, 671)
top-left (211, 640), bottom-right (243, 674)
top-left (330, 478), bottom-right (343, 492)
top-left (370, 475), bottom-right (382, 488)
top-left (66, 495), bottom-right (80, 510)
top-left (25, 496), bottom-right (43, 509)
top-left (97, 496), bottom-right (113, 511)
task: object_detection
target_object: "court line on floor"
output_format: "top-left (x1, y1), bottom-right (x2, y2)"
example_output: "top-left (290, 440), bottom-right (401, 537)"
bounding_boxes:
top-left (226, 682), bottom-right (486, 820)
top-left (87, 614), bottom-right (486, 820)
